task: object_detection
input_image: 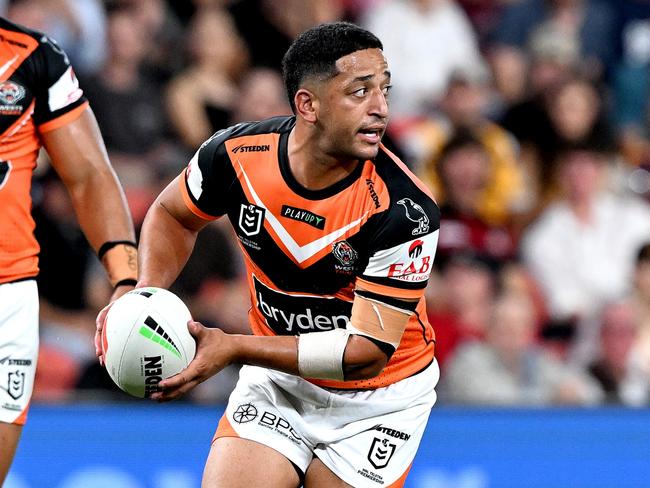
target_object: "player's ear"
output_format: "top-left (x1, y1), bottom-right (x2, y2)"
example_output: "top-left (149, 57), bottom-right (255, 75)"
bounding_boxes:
top-left (294, 88), bottom-right (318, 123)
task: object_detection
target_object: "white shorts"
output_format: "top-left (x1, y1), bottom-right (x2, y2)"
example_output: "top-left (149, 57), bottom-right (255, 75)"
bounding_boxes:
top-left (215, 360), bottom-right (439, 487)
top-left (0, 280), bottom-right (39, 425)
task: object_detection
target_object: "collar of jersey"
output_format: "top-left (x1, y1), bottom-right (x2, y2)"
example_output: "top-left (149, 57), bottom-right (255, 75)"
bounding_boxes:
top-left (278, 130), bottom-right (366, 201)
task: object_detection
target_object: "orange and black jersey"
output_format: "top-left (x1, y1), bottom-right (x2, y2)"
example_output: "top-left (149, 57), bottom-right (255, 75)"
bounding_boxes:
top-left (0, 18), bottom-right (88, 283)
top-left (181, 116), bottom-right (440, 389)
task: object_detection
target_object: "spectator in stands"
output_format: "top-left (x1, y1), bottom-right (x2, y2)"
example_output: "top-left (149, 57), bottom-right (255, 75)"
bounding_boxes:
top-left (228, 0), bottom-right (344, 69)
top-left (503, 74), bottom-right (613, 211)
top-left (521, 146), bottom-right (650, 323)
top-left (587, 300), bottom-right (650, 405)
top-left (361, 0), bottom-right (486, 119)
top-left (127, 0), bottom-right (185, 83)
top-left (166, 7), bottom-right (249, 149)
top-left (416, 70), bottom-right (526, 224)
top-left (7, 0), bottom-right (107, 75)
top-left (540, 78), bottom-right (614, 202)
top-left (456, 0), bottom-right (507, 45)
top-left (426, 254), bottom-right (496, 367)
top-left (82, 4), bottom-right (173, 160)
top-left (487, 0), bottom-right (616, 104)
top-left (442, 292), bottom-right (602, 405)
top-left (609, 0), bottom-right (650, 167)
top-left (230, 67), bottom-right (292, 124)
top-left (631, 243), bottom-right (650, 382)
top-left (82, 3), bottom-right (183, 228)
top-left (427, 131), bottom-right (517, 269)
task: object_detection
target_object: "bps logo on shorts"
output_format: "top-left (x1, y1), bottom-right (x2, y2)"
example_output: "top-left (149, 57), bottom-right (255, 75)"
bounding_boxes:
top-left (233, 403), bottom-right (258, 423)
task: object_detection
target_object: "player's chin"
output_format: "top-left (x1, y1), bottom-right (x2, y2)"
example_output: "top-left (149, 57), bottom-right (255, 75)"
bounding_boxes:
top-left (353, 141), bottom-right (381, 160)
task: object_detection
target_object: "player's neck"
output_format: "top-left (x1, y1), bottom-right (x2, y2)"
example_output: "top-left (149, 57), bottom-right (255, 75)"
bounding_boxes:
top-left (287, 126), bottom-right (359, 191)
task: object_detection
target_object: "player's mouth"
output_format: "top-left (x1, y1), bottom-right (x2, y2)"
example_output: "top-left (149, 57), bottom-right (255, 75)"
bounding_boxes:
top-left (357, 126), bottom-right (385, 144)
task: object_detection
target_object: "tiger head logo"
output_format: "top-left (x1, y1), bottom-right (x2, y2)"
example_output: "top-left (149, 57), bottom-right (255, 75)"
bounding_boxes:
top-left (332, 240), bottom-right (358, 267)
top-left (0, 81), bottom-right (26, 105)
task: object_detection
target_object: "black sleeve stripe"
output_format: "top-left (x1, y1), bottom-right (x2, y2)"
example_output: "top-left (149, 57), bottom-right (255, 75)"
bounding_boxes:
top-left (355, 289), bottom-right (419, 312)
top-left (354, 335), bottom-right (396, 361)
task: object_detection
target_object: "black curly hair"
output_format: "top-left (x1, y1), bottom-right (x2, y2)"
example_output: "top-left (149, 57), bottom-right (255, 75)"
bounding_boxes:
top-left (281, 21), bottom-right (383, 113)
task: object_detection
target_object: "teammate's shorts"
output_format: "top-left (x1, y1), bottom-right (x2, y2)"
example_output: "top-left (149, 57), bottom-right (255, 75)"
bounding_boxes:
top-left (0, 280), bottom-right (39, 425)
top-left (214, 359), bottom-right (439, 488)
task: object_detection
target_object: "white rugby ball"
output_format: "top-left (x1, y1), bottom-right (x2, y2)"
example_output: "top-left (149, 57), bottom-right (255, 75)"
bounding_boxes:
top-left (102, 287), bottom-right (196, 398)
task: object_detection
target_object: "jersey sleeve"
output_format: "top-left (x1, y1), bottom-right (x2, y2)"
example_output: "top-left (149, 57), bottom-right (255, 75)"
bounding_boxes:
top-left (181, 128), bottom-right (240, 220)
top-left (31, 34), bottom-right (87, 131)
top-left (356, 194), bottom-right (440, 300)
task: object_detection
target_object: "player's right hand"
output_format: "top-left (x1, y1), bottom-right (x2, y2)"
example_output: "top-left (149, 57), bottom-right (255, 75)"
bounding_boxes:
top-left (151, 321), bottom-right (232, 402)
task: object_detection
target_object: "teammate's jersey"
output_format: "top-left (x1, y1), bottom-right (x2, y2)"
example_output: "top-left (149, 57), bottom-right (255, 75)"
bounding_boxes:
top-left (181, 117), bottom-right (440, 389)
top-left (0, 18), bottom-right (88, 284)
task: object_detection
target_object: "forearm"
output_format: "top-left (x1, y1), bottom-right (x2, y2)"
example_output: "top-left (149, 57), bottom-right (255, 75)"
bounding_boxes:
top-left (42, 108), bottom-right (135, 249)
top-left (137, 200), bottom-right (199, 288)
top-left (228, 334), bottom-right (300, 376)
top-left (223, 332), bottom-right (383, 381)
top-left (68, 168), bottom-right (135, 250)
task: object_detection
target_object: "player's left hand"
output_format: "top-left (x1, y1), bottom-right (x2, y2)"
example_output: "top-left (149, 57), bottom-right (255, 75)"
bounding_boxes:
top-left (151, 321), bottom-right (232, 402)
top-left (94, 284), bottom-right (135, 366)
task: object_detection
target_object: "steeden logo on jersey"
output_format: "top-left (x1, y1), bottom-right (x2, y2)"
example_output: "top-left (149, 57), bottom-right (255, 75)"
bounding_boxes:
top-left (232, 143), bottom-right (270, 153)
top-left (365, 179), bottom-right (381, 209)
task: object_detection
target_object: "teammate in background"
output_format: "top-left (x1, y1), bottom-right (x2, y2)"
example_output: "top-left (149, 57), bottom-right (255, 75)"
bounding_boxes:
top-left (0, 17), bottom-right (137, 482)
top-left (99, 22), bottom-right (440, 487)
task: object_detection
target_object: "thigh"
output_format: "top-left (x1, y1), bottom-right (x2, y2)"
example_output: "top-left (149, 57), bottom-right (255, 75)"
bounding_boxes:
top-left (202, 437), bottom-right (300, 488)
top-left (0, 280), bottom-right (39, 426)
top-left (0, 422), bottom-right (23, 484)
top-left (304, 457), bottom-right (353, 488)
top-left (215, 366), bottom-right (315, 474)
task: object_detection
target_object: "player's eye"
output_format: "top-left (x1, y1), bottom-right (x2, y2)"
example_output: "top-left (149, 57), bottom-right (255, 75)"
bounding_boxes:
top-left (382, 85), bottom-right (392, 96)
top-left (353, 87), bottom-right (368, 97)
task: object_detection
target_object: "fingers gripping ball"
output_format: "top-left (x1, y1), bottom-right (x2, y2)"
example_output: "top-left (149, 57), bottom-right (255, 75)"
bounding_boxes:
top-left (102, 288), bottom-right (196, 398)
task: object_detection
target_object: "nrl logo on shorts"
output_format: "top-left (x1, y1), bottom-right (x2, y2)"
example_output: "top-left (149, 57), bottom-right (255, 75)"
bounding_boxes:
top-left (367, 437), bottom-right (396, 470)
top-left (239, 204), bottom-right (265, 237)
top-left (7, 370), bottom-right (25, 400)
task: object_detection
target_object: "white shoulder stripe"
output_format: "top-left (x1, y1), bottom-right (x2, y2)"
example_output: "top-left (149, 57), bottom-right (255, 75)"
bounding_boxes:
top-left (48, 66), bottom-right (83, 112)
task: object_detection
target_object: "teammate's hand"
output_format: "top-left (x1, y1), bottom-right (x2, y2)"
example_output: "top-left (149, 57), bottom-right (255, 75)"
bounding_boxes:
top-left (95, 284), bottom-right (135, 366)
top-left (151, 321), bottom-right (232, 402)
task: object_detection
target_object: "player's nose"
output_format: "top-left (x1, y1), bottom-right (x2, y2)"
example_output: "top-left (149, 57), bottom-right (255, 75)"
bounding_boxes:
top-left (369, 89), bottom-right (389, 119)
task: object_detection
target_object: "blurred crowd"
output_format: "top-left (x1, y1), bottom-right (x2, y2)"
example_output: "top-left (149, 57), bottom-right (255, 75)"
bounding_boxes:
top-left (4, 0), bottom-right (650, 407)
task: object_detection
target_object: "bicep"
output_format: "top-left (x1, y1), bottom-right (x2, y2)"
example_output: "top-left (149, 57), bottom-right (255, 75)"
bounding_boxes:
top-left (40, 107), bottom-right (111, 186)
top-left (151, 173), bottom-right (214, 234)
